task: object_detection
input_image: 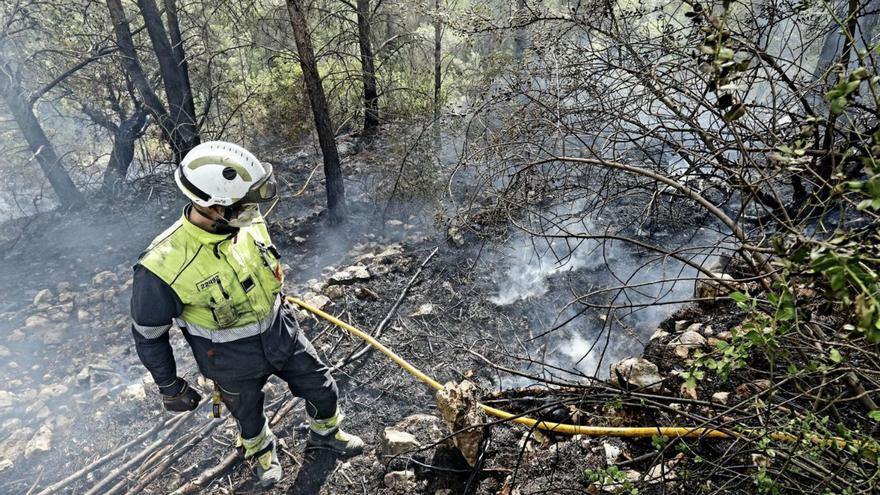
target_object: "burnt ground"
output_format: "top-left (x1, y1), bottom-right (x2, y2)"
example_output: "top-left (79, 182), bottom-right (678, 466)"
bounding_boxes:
top-left (2, 136), bottom-right (870, 495)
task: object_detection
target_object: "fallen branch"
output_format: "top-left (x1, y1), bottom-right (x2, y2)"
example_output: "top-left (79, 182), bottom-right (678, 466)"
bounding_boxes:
top-left (34, 412), bottom-right (182, 495)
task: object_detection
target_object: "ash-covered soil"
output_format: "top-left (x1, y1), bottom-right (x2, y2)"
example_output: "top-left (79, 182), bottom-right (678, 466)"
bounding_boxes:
top-left (0, 137), bottom-right (806, 495)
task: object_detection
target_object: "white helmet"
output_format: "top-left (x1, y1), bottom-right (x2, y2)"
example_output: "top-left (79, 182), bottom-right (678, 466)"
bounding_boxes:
top-left (175, 141), bottom-right (277, 207)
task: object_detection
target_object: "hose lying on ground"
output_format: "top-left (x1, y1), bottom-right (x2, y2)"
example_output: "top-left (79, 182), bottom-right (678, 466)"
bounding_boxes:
top-left (288, 296), bottom-right (876, 454)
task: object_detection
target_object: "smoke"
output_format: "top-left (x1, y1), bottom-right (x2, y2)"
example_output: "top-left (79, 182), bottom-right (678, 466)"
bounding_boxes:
top-left (487, 205), bottom-right (722, 379)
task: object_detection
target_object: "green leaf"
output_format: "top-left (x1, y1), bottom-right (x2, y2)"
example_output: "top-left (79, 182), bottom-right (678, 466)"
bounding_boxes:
top-left (730, 291), bottom-right (749, 303)
top-left (830, 96), bottom-right (848, 114)
top-left (718, 47), bottom-right (734, 60)
top-left (829, 348), bottom-right (843, 364)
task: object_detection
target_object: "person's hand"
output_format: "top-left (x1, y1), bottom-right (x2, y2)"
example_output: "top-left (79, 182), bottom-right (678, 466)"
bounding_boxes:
top-left (162, 380), bottom-right (202, 412)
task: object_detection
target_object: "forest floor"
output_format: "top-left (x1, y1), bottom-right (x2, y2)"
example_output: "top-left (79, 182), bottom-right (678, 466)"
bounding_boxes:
top-left (0, 132), bottom-right (848, 494)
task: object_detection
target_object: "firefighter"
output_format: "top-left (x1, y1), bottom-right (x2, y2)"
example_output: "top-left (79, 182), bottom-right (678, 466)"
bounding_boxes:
top-left (130, 141), bottom-right (363, 487)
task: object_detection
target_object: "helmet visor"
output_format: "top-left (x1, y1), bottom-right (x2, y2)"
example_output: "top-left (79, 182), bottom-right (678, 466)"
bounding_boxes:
top-left (240, 163), bottom-right (278, 204)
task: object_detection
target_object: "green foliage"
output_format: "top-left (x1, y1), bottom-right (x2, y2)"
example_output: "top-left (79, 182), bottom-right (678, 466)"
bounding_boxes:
top-left (823, 67), bottom-right (869, 115)
top-left (807, 233), bottom-right (880, 343)
top-left (585, 465), bottom-right (639, 494)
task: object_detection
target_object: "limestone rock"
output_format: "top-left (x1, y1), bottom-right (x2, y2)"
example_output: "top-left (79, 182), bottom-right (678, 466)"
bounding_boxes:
top-left (609, 357), bottom-right (663, 393)
top-left (436, 380), bottom-right (486, 466)
top-left (649, 329), bottom-right (669, 341)
top-left (447, 227), bottom-right (464, 246)
top-left (25, 425), bottom-right (52, 457)
top-left (302, 293), bottom-right (331, 310)
top-left (25, 316), bottom-right (50, 329)
top-left (33, 288), bottom-right (54, 306)
top-left (383, 470), bottom-right (416, 490)
top-left (0, 346), bottom-right (10, 358)
top-left (711, 391), bottom-right (730, 405)
top-left (323, 285), bottom-right (344, 300)
top-left (668, 331), bottom-right (707, 348)
top-left (694, 272), bottom-right (734, 300)
top-left (394, 414), bottom-right (449, 446)
top-left (409, 303), bottom-right (434, 318)
top-left (93, 270), bottom-right (117, 285)
top-left (679, 383), bottom-right (698, 400)
top-left (381, 428), bottom-right (421, 456)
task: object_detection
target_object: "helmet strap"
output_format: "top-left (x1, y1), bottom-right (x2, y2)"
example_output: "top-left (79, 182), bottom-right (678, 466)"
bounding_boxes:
top-left (191, 204), bottom-right (240, 236)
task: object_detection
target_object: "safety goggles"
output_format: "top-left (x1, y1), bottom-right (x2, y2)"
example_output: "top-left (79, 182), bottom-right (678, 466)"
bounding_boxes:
top-left (238, 162), bottom-right (278, 204)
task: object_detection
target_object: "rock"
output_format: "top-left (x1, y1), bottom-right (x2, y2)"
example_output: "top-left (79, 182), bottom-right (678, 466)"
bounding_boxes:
top-left (394, 414), bottom-right (449, 446)
top-left (25, 315), bottom-right (51, 328)
top-left (303, 294), bottom-right (331, 310)
top-left (685, 322), bottom-right (703, 334)
top-left (39, 383), bottom-right (69, 400)
top-left (668, 330), bottom-right (707, 358)
top-left (694, 272), bottom-right (735, 300)
top-left (0, 390), bottom-right (15, 409)
top-left (707, 337), bottom-right (722, 347)
top-left (649, 329), bottom-right (669, 341)
top-left (711, 391), bottom-right (730, 404)
top-left (329, 271), bottom-right (354, 285)
top-left (93, 270), bottom-right (117, 285)
top-left (293, 236), bottom-right (306, 243)
top-left (609, 357), bottom-right (663, 393)
top-left (381, 428), bottom-right (421, 456)
top-left (33, 288), bottom-right (54, 306)
top-left (48, 303), bottom-right (73, 321)
top-left (7, 329), bottom-right (25, 343)
top-left (0, 458), bottom-right (11, 473)
top-left (674, 320), bottom-right (689, 332)
top-left (323, 285), bottom-right (344, 300)
top-left (436, 380), bottom-right (486, 466)
top-left (385, 219), bottom-right (404, 228)
top-left (25, 425), bottom-right (52, 457)
top-left (350, 265), bottom-right (371, 280)
top-left (668, 331), bottom-right (707, 348)
top-left (0, 346), bottom-right (9, 358)
top-left (76, 367), bottom-right (91, 385)
top-left (42, 327), bottom-right (66, 345)
top-left (409, 303), bottom-right (434, 317)
top-left (0, 427), bottom-right (32, 460)
top-left (702, 325), bottom-right (714, 336)
top-left (751, 453), bottom-right (770, 468)
top-left (447, 227), bottom-right (464, 246)
top-left (602, 442), bottom-right (624, 464)
top-left (57, 291), bottom-right (76, 303)
top-left (715, 331), bottom-right (733, 341)
top-left (77, 309), bottom-right (92, 324)
top-left (120, 383), bottom-right (146, 401)
top-left (383, 469), bottom-right (416, 490)
top-left (56, 281), bottom-right (71, 293)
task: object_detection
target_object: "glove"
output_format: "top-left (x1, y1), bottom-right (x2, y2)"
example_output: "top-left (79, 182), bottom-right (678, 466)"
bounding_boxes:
top-left (162, 380), bottom-right (202, 412)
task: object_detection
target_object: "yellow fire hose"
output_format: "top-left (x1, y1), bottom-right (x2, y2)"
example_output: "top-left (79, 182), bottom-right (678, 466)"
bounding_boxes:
top-left (287, 297), bottom-right (874, 452)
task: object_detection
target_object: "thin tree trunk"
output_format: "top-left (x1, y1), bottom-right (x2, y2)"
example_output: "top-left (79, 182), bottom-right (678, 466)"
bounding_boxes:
top-left (137, 0), bottom-right (199, 159)
top-left (101, 108), bottom-right (148, 194)
top-left (433, 0), bottom-right (442, 150)
top-left (0, 66), bottom-right (85, 209)
top-left (163, 0), bottom-right (196, 125)
top-left (287, 0), bottom-right (347, 224)
top-left (357, 0), bottom-right (379, 141)
top-left (513, 0), bottom-right (527, 60)
top-left (106, 0), bottom-right (174, 147)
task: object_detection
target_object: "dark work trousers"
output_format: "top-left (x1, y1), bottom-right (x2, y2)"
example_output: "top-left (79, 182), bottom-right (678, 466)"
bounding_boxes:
top-left (184, 304), bottom-right (339, 439)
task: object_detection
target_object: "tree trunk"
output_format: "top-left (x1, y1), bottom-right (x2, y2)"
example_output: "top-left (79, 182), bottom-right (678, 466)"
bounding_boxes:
top-left (433, 0), bottom-right (442, 150)
top-left (106, 0), bottom-right (174, 147)
top-left (356, 0), bottom-right (379, 141)
top-left (137, 0), bottom-right (199, 159)
top-left (102, 108), bottom-right (148, 194)
top-left (0, 67), bottom-right (85, 209)
top-left (513, 0), bottom-right (527, 60)
top-left (286, 0), bottom-right (347, 224)
top-left (163, 0), bottom-right (195, 122)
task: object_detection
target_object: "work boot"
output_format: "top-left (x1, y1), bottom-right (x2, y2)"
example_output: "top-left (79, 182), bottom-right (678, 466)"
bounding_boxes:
top-left (240, 420), bottom-right (283, 488)
top-left (254, 442), bottom-right (283, 488)
top-left (306, 428), bottom-right (365, 456)
top-left (306, 408), bottom-right (365, 456)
